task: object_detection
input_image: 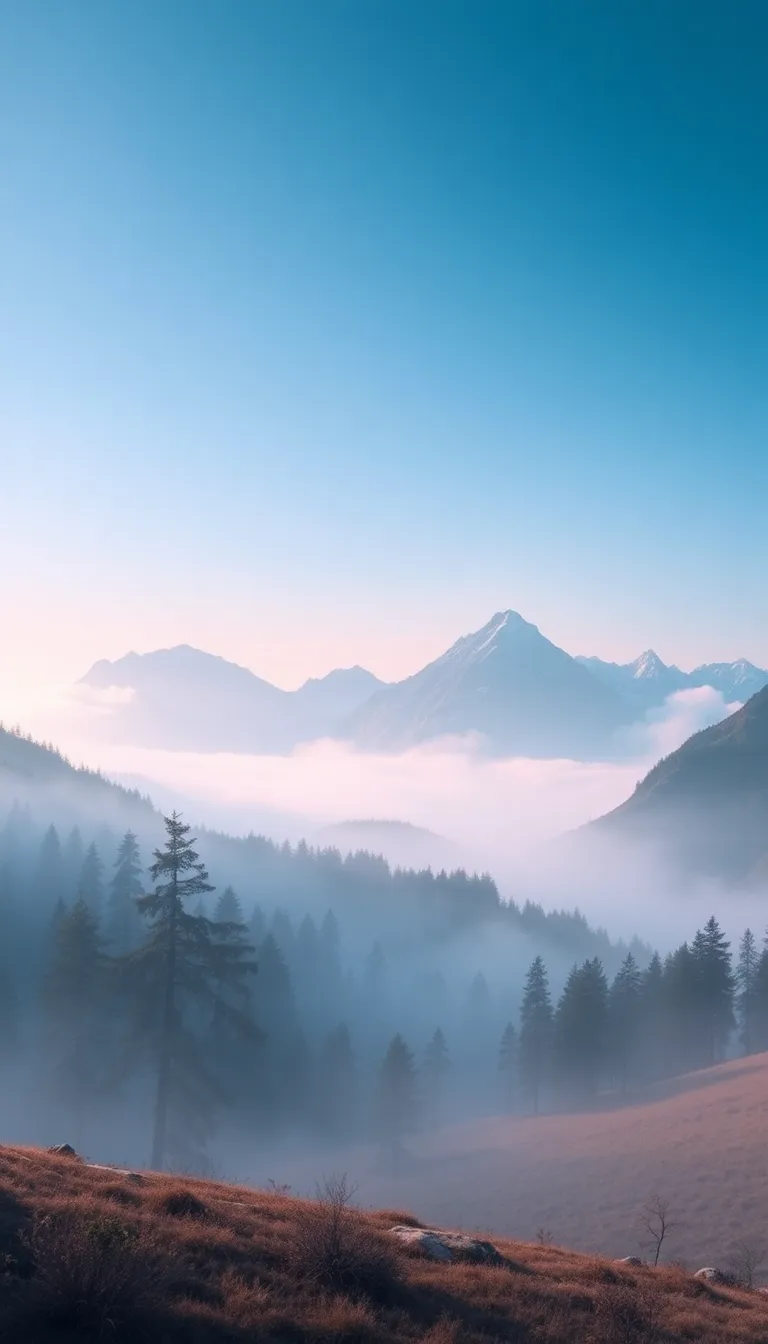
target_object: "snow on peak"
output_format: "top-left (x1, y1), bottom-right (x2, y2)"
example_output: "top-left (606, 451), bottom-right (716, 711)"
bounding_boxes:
top-left (630, 649), bottom-right (667, 680)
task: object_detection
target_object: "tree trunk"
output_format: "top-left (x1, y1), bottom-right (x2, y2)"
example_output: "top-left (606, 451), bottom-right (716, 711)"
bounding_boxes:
top-left (151, 870), bottom-right (177, 1170)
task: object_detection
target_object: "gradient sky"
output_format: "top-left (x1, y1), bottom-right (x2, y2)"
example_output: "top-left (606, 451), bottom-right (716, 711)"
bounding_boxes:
top-left (1, 1), bottom-right (767, 696)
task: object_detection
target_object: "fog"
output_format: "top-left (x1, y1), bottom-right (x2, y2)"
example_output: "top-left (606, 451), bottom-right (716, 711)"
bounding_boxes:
top-left (1, 680), bottom-right (766, 1248)
top-left (9, 680), bottom-right (746, 944)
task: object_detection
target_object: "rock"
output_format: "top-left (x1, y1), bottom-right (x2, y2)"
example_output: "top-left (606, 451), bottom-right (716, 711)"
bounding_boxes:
top-left (47, 1144), bottom-right (79, 1159)
top-left (616, 1256), bottom-right (643, 1266)
top-left (87, 1164), bottom-right (144, 1183)
top-left (390, 1225), bottom-right (504, 1265)
top-left (694, 1267), bottom-right (732, 1285)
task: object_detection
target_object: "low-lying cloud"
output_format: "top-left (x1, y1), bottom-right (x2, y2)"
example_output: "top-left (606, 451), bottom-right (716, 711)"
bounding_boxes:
top-left (5, 681), bottom-right (747, 945)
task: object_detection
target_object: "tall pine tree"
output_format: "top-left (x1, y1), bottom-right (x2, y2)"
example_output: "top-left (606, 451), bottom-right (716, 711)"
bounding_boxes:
top-left (77, 843), bottom-right (104, 920)
top-left (519, 956), bottom-right (553, 1114)
top-left (130, 814), bottom-right (256, 1169)
top-left (498, 1022), bottom-right (518, 1111)
top-left (107, 831), bottom-right (143, 954)
top-left (422, 1028), bottom-right (450, 1130)
top-left (41, 899), bottom-right (110, 1148)
top-left (736, 929), bottom-right (759, 1056)
top-left (607, 952), bottom-right (642, 1092)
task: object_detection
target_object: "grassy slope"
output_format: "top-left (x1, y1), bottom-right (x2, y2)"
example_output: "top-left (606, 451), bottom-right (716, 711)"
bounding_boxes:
top-left (1, 1142), bottom-right (768, 1342)
top-left (337, 1054), bottom-right (768, 1271)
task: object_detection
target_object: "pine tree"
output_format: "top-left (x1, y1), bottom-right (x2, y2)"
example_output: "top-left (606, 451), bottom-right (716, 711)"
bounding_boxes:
top-left (316, 1023), bottom-right (357, 1140)
top-left (107, 831), bottom-right (143, 954)
top-left (554, 958), bottom-right (609, 1106)
top-left (498, 1022), bottom-right (518, 1111)
top-left (249, 903), bottom-right (266, 947)
top-left (130, 814), bottom-right (257, 1170)
top-left (77, 843), bottom-right (104, 919)
top-left (519, 955), bottom-right (553, 1114)
top-left (607, 952), bottom-right (642, 1092)
top-left (736, 929), bottom-right (759, 1056)
top-left (41, 899), bottom-right (109, 1148)
top-left (692, 917), bottom-right (735, 1066)
top-left (637, 951), bottom-right (664, 1081)
top-left (62, 827), bottom-right (84, 902)
top-left (376, 1033), bottom-right (416, 1152)
top-left (33, 824), bottom-right (63, 916)
top-left (422, 1028), bottom-right (450, 1129)
top-left (214, 886), bottom-right (244, 925)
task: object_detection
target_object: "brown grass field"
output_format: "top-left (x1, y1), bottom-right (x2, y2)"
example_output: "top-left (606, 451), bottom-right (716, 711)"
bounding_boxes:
top-left (2, 1119), bottom-right (768, 1342)
top-left (336, 1053), bottom-right (768, 1272)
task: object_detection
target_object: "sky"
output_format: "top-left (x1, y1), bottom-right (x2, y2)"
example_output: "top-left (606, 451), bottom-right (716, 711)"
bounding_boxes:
top-left (1, 1), bottom-right (767, 697)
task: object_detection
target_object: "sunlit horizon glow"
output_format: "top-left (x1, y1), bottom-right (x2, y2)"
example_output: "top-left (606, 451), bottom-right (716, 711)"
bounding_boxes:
top-left (2, 3), bottom-right (767, 698)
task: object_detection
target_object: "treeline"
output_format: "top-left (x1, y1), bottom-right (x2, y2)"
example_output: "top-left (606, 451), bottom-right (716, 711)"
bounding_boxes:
top-left (504, 920), bottom-right (766, 1113)
top-left (3, 801), bottom-right (761, 1174)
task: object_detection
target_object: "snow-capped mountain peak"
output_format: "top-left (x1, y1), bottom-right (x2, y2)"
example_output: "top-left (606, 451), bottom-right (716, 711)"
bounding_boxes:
top-left (629, 649), bottom-right (668, 680)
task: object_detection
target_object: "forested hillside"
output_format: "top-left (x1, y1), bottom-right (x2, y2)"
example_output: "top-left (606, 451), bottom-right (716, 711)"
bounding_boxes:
top-left (1, 763), bottom-right (765, 1177)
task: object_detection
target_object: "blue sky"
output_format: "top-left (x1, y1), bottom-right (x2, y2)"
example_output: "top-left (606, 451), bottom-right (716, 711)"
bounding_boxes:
top-left (1, 1), bottom-right (767, 693)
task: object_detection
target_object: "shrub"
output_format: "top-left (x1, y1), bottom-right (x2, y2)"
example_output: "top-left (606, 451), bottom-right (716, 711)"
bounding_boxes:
top-left (21, 1209), bottom-right (171, 1340)
top-left (153, 1186), bottom-right (211, 1221)
top-left (289, 1175), bottom-right (401, 1303)
top-left (592, 1279), bottom-right (662, 1344)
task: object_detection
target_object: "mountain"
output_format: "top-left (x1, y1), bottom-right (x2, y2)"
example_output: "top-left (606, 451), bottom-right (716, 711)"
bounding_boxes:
top-left (0, 724), bottom-right (151, 827)
top-left (589, 684), bottom-right (768, 878)
top-left (688, 659), bottom-right (768, 702)
top-left (79, 647), bottom-right (385, 752)
top-left (78, 625), bottom-right (768, 760)
top-left (577, 650), bottom-right (690, 708)
top-left (578, 651), bottom-right (768, 709)
top-left (316, 818), bottom-right (460, 871)
top-left (345, 610), bottom-right (633, 757)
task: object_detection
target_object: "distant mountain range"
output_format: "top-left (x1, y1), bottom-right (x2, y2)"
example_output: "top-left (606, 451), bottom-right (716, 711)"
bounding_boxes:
top-left (81, 647), bottom-right (385, 753)
top-left (78, 614), bottom-right (768, 759)
top-left (576, 650), bottom-right (768, 709)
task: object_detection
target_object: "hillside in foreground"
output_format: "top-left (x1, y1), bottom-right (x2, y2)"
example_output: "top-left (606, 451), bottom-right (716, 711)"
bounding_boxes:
top-left (2, 1144), bottom-right (768, 1343)
top-left (331, 1054), bottom-right (768, 1273)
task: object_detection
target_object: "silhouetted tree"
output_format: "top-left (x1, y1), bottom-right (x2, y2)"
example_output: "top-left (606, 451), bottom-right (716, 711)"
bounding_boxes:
top-left (692, 916), bottom-right (734, 1066)
top-left (498, 1022), bottom-right (518, 1111)
top-left (214, 885), bottom-right (244, 926)
top-left (555, 958), bottom-right (608, 1106)
top-left (77, 843), bottom-right (104, 920)
top-left (376, 1033), bottom-right (416, 1153)
top-left (607, 952), bottom-right (642, 1092)
top-left (316, 1022), bottom-right (357, 1140)
top-left (41, 899), bottom-right (109, 1148)
top-left (422, 1027), bottom-right (451, 1129)
top-left (107, 831), bottom-right (143, 954)
top-left (519, 956), bottom-right (553, 1113)
top-left (33, 825), bottom-right (63, 916)
top-left (736, 928), bottom-right (759, 1056)
top-left (130, 814), bottom-right (256, 1169)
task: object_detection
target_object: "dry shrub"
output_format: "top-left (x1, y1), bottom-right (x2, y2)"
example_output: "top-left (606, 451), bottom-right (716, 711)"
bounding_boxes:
top-left (303, 1292), bottom-right (378, 1341)
top-left (97, 1182), bottom-right (141, 1208)
top-left (591, 1279), bottom-right (662, 1344)
top-left (152, 1185), bottom-right (211, 1221)
top-left (289, 1175), bottom-right (401, 1303)
top-left (21, 1209), bottom-right (172, 1340)
top-left (420, 1316), bottom-right (465, 1343)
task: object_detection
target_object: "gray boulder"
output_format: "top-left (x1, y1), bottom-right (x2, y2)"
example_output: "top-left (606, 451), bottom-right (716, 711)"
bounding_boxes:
top-left (390, 1225), bottom-right (504, 1265)
top-left (47, 1144), bottom-right (79, 1158)
top-left (694, 1267), bottom-right (732, 1285)
top-left (616, 1256), bottom-right (643, 1266)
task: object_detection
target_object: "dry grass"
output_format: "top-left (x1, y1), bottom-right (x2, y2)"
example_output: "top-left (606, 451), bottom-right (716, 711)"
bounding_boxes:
top-left (336, 1052), bottom-right (768, 1270)
top-left (1, 1142), bottom-right (768, 1341)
